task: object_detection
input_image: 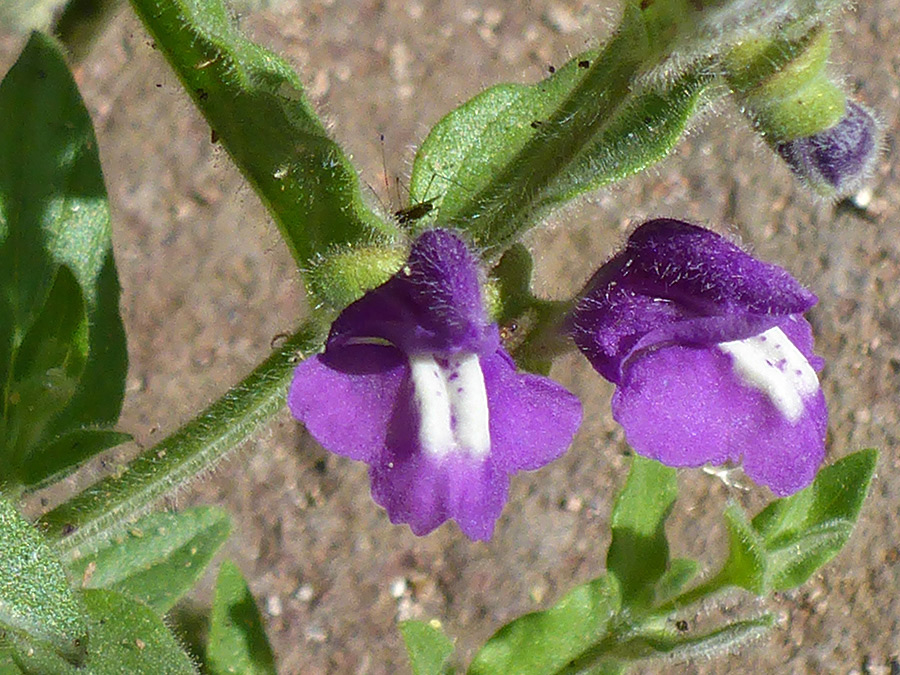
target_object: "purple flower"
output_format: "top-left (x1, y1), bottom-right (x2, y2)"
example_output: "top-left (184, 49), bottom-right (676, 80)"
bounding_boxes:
top-left (775, 101), bottom-right (878, 197)
top-left (289, 229), bottom-right (582, 540)
top-left (570, 218), bottom-right (827, 496)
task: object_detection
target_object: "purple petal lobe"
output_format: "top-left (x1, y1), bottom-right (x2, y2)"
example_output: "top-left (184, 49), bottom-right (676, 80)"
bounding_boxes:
top-left (370, 442), bottom-right (508, 541)
top-left (288, 344), bottom-right (406, 463)
top-left (612, 343), bottom-right (826, 495)
top-left (482, 350), bottom-right (583, 472)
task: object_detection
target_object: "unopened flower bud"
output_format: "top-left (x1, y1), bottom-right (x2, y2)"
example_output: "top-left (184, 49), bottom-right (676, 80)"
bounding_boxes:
top-left (774, 100), bottom-right (878, 197)
top-left (724, 25), bottom-right (880, 196)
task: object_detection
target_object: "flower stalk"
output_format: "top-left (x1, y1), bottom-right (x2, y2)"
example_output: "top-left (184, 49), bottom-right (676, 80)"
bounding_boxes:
top-left (40, 323), bottom-right (325, 561)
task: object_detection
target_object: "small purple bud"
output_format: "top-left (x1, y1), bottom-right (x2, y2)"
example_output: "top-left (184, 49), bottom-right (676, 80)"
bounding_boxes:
top-left (775, 101), bottom-right (879, 197)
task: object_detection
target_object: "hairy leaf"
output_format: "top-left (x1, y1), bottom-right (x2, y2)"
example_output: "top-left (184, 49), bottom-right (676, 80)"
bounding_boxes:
top-left (409, 8), bottom-right (713, 255)
top-left (399, 620), bottom-right (454, 675)
top-left (0, 498), bottom-right (87, 666)
top-left (207, 561), bottom-right (276, 675)
top-left (69, 507), bottom-right (231, 614)
top-left (608, 614), bottom-right (774, 663)
top-left (0, 646), bottom-right (21, 675)
top-left (127, 0), bottom-right (401, 270)
top-left (468, 575), bottom-right (621, 675)
top-left (11, 589), bottom-right (197, 674)
top-left (752, 449), bottom-right (876, 591)
top-left (719, 504), bottom-right (766, 595)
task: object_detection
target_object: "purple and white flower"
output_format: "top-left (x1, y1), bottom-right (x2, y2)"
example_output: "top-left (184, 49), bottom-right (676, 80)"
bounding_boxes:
top-left (289, 229), bottom-right (582, 540)
top-left (569, 218), bottom-right (827, 495)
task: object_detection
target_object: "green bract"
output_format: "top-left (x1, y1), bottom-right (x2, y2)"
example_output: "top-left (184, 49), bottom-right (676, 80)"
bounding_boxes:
top-left (207, 561), bottom-right (277, 675)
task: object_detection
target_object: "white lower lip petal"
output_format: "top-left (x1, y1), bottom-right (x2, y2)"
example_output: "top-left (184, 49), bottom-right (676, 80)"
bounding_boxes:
top-left (408, 352), bottom-right (491, 459)
top-left (717, 326), bottom-right (819, 423)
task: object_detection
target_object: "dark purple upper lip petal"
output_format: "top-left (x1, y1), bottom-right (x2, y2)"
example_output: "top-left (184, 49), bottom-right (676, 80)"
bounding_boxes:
top-left (611, 218), bottom-right (816, 315)
top-left (328, 229), bottom-right (496, 355)
top-left (571, 219), bottom-right (819, 382)
top-left (775, 101), bottom-right (878, 194)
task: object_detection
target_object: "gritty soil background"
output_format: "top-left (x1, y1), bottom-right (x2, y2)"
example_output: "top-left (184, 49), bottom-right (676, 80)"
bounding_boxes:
top-left (2, 1), bottom-right (900, 673)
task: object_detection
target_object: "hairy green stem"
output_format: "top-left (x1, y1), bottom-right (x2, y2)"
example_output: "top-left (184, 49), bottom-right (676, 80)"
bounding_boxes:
top-left (39, 323), bottom-right (324, 561)
top-left (654, 570), bottom-right (733, 615)
top-left (127, 0), bottom-right (400, 270)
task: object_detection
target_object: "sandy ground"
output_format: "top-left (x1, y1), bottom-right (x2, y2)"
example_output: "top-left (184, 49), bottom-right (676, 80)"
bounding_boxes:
top-left (1, 1), bottom-right (899, 673)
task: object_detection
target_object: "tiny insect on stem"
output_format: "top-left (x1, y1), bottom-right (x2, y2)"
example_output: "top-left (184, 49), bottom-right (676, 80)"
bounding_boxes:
top-left (394, 199), bottom-right (436, 224)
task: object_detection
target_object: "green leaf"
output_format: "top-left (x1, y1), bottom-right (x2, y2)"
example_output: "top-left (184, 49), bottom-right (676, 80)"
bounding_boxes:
top-left (68, 507), bottom-right (231, 614)
top-left (21, 429), bottom-right (131, 489)
top-left (468, 574), bottom-right (621, 675)
top-left (0, 645), bottom-right (22, 675)
top-left (0, 32), bottom-right (127, 484)
top-left (4, 267), bottom-right (87, 458)
top-left (653, 558), bottom-right (700, 605)
top-left (606, 455), bottom-right (678, 607)
top-left (719, 504), bottom-right (766, 594)
top-left (42, 253), bottom-right (128, 466)
top-left (752, 449), bottom-right (877, 591)
top-left (409, 9), bottom-right (714, 254)
top-left (11, 589), bottom-right (197, 674)
top-left (127, 0), bottom-right (401, 270)
top-left (0, 498), bottom-right (87, 666)
top-left (399, 620), bottom-right (454, 675)
top-left (207, 560), bottom-right (276, 675)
